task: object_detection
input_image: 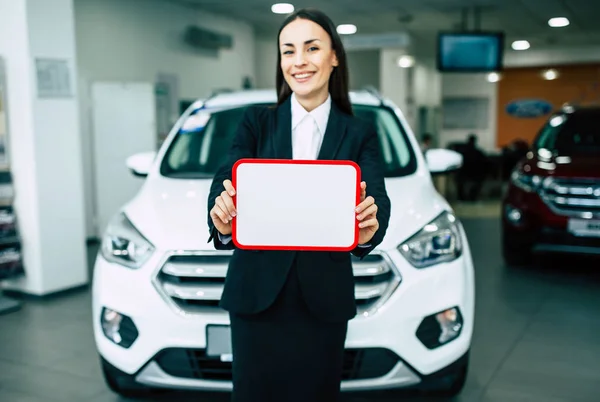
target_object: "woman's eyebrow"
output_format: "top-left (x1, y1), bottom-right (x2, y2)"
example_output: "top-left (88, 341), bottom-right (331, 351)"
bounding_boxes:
top-left (281, 38), bottom-right (321, 47)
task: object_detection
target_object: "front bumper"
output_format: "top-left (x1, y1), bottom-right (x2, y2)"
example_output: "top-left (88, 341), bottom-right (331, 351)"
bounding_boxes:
top-left (133, 349), bottom-right (422, 392)
top-left (503, 189), bottom-right (600, 256)
top-left (92, 234), bottom-right (474, 392)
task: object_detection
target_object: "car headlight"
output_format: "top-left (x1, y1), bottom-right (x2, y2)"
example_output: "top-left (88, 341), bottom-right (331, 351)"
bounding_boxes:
top-left (510, 170), bottom-right (541, 192)
top-left (398, 211), bottom-right (462, 268)
top-left (101, 213), bottom-right (154, 269)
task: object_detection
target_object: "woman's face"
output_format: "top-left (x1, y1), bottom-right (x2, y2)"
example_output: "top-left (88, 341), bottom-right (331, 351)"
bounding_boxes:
top-left (279, 18), bottom-right (338, 101)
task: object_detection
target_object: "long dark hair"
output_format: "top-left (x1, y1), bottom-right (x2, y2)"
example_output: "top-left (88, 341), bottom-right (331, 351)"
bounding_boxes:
top-left (275, 8), bottom-right (353, 116)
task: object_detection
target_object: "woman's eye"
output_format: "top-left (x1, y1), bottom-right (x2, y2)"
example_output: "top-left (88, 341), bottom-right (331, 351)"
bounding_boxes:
top-left (308, 47), bottom-right (319, 52)
top-left (283, 50), bottom-right (293, 55)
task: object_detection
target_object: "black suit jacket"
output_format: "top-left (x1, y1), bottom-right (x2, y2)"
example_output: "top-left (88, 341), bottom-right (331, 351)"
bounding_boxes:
top-left (207, 96), bottom-right (391, 323)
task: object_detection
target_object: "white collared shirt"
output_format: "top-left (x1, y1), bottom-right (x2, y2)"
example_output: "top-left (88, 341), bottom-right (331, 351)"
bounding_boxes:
top-left (291, 92), bottom-right (331, 160)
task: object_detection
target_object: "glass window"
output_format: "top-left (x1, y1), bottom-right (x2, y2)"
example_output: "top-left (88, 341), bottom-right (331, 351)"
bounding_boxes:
top-left (554, 112), bottom-right (600, 154)
top-left (160, 103), bottom-right (417, 178)
top-left (534, 114), bottom-right (563, 151)
top-left (161, 106), bottom-right (250, 178)
top-left (353, 105), bottom-right (415, 176)
top-left (535, 111), bottom-right (600, 155)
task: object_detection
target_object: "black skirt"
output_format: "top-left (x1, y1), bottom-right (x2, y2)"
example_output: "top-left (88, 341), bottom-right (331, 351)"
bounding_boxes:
top-left (229, 258), bottom-right (348, 402)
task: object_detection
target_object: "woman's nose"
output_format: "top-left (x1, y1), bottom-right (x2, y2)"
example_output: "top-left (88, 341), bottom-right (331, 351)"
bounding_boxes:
top-left (294, 52), bottom-right (307, 66)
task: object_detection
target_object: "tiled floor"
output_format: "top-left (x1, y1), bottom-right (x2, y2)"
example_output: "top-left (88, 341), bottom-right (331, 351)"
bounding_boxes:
top-left (1, 217), bottom-right (600, 401)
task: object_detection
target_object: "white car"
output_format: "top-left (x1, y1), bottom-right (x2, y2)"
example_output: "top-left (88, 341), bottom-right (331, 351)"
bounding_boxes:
top-left (93, 89), bottom-right (475, 398)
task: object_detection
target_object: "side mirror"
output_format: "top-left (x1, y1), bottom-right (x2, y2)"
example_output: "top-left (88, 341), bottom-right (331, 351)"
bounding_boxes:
top-left (126, 152), bottom-right (157, 178)
top-left (425, 149), bottom-right (463, 174)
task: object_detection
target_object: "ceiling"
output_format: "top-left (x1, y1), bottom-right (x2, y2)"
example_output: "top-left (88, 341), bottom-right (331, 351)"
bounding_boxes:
top-left (167, 0), bottom-right (600, 54)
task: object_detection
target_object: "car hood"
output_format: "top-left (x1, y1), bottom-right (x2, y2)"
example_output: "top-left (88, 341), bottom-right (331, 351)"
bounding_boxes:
top-left (124, 173), bottom-right (450, 252)
top-left (524, 152), bottom-right (600, 179)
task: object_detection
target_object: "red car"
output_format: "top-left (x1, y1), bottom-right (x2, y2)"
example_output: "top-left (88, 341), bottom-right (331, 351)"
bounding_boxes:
top-left (502, 105), bottom-right (600, 265)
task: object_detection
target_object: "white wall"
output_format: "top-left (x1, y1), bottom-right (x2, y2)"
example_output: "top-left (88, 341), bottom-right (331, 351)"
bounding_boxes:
top-left (347, 50), bottom-right (380, 91)
top-left (74, 0), bottom-right (256, 237)
top-left (440, 73), bottom-right (498, 152)
top-left (255, 36), bottom-right (276, 89)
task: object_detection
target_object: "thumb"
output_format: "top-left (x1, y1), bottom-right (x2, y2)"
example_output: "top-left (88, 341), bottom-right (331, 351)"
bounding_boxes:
top-left (360, 181), bottom-right (367, 201)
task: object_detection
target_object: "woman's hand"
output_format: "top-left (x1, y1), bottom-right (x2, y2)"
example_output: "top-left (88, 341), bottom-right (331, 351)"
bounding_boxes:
top-left (355, 181), bottom-right (379, 245)
top-left (210, 179), bottom-right (237, 235)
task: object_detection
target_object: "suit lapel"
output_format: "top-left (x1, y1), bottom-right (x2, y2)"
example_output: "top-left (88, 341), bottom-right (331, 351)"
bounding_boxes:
top-left (317, 102), bottom-right (347, 160)
top-left (274, 96), bottom-right (293, 160)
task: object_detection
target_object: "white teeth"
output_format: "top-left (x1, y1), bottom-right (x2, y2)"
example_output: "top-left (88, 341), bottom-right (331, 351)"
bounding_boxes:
top-left (295, 73), bottom-right (312, 79)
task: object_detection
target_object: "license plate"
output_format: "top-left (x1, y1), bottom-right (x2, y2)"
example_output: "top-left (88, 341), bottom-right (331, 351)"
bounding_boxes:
top-left (568, 219), bottom-right (600, 238)
top-left (206, 325), bottom-right (232, 362)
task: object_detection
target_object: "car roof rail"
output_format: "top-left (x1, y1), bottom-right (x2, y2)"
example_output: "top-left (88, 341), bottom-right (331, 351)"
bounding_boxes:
top-left (207, 88), bottom-right (234, 99)
top-left (192, 88), bottom-right (234, 111)
top-left (362, 86), bottom-right (384, 105)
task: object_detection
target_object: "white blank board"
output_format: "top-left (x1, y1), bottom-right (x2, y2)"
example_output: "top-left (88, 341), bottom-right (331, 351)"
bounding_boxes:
top-left (233, 160), bottom-right (360, 251)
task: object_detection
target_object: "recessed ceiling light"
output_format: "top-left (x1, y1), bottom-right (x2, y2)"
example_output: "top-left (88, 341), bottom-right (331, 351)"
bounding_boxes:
top-left (336, 24), bottom-right (357, 35)
top-left (542, 69), bottom-right (559, 80)
top-left (487, 72), bottom-right (501, 83)
top-left (548, 17), bottom-right (570, 28)
top-left (271, 3), bottom-right (294, 14)
top-left (511, 40), bottom-right (530, 50)
top-left (397, 55), bottom-right (415, 68)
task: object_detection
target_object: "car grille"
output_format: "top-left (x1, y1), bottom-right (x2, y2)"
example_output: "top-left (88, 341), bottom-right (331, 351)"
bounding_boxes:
top-left (541, 178), bottom-right (600, 218)
top-left (154, 347), bottom-right (400, 381)
top-left (154, 251), bottom-right (400, 316)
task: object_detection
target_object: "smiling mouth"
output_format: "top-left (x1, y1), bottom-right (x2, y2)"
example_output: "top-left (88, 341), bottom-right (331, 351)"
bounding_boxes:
top-left (293, 72), bottom-right (315, 80)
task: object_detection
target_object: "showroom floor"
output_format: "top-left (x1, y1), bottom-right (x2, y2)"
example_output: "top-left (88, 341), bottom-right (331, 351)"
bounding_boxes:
top-left (1, 211), bottom-right (600, 401)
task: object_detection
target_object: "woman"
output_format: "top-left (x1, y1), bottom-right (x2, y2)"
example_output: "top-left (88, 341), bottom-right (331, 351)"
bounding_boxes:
top-left (207, 8), bottom-right (391, 402)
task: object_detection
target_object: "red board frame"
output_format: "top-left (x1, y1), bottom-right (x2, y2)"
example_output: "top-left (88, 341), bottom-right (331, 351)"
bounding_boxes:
top-left (231, 158), bottom-right (361, 251)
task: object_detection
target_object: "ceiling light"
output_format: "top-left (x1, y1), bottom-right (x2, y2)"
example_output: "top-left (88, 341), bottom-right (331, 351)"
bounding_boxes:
top-left (271, 3), bottom-right (294, 14)
top-left (487, 72), bottom-right (501, 83)
top-left (548, 17), bottom-right (570, 27)
top-left (511, 40), bottom-right (530, 50)
top-left (336, 24), bottom-right (357, 35)
top-left (542, 69), bottom-right (559, 80)
top-left (397, 55), bottom-right (415, 68)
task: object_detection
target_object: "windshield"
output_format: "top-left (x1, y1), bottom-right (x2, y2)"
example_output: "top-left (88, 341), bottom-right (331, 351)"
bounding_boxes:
top-left (535, 111), bottom-right (600, 155)
top-left (160, 103), bottom-right (417, 178)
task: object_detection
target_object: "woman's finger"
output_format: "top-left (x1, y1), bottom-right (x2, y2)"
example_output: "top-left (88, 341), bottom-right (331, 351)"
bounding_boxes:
top-left (359, 218), bottom-right (378, 229)
top-left (357, 204), bottom-right (378, 221)
top-left (221, 190), bottom-right (237, 217)
top-left (223, 179), bottom-right (236, 196)
top-left (211, 204), bottom-right (230, 225)
top-left (216, 196), bottom-right (234, 220)
top-left (356, 196), bottom-right (375, 213)
top-left (359, 181), bottom-right (367, 202)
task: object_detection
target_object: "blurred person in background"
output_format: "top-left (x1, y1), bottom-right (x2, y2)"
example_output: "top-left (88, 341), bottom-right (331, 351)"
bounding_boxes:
top-left (456, 134), bottom-right (490, 201)
top-left (421, 133), bottom-right (433, 154)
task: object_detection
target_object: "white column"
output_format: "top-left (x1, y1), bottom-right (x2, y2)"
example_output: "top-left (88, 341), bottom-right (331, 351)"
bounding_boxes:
top-left (379, 49), bottom-right (409, 113)
top-left (0, 0), bottom-right (87, 295)
top-left (379, 48), bottom-right (422, 132)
